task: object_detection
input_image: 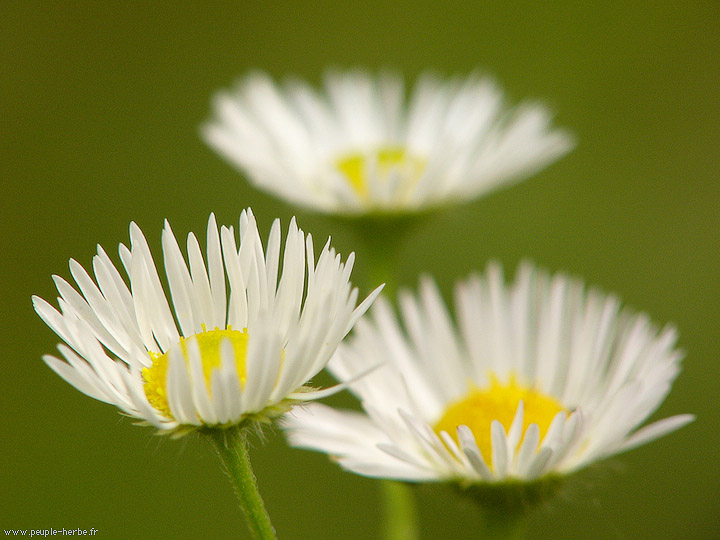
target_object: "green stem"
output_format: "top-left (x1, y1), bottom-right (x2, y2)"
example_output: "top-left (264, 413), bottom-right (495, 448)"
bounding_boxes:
top-left (380, 481), bottom-right (420, 540)
top-left (354, 216), bottom-right (427, 540)
top-left (479, 507), bottom-right (527, 540)
top-left (208, 427), bottom-right (278, 540)
top-left (350, 213), bottom-right (426, 298)
top-left (361, 232), bottom-right (401, 298)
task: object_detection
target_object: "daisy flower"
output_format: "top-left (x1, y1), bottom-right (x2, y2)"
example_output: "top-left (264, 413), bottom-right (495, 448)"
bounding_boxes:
top-left (284, 262), bottom-right (693, 485)
top-left (33, 210), bottom-right (382, 436)
top-left (202, 70), bottom-right (574, 214)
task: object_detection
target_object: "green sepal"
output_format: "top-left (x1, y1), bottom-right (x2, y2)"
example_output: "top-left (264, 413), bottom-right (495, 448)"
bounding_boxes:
top-left (456, 474), bottom-right (564, 514)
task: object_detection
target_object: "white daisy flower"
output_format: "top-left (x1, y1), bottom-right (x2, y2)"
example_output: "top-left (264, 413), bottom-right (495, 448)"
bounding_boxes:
top-left (284, 262), bottom-right (693, 484)
top-left (202, 70), bottom-right (574, 214)
top-left (33, 210), bottom-right (382, 436)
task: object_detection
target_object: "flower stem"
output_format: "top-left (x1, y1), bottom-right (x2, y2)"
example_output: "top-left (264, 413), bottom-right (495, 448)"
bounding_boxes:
top-left (208, 427), bottom-right (278, 540)
top-left (380, 481), bottom-right (420, 540)
top-left (479, 507), bottom-right (527, 540)
top-left (349, 213), bottom-right (426, 298)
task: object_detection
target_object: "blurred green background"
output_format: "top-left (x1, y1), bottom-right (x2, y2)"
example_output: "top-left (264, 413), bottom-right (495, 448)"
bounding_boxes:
top-left (2, 1), bottom-right (718, 538)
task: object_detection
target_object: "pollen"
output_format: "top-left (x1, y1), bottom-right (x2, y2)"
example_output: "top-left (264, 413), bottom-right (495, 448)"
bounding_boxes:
top-left (336, 146), bottom-right (425, 199)
top-left (434, 375), bottom-right (565, 466)
top-left (142, 327), bottom-right (249, 419)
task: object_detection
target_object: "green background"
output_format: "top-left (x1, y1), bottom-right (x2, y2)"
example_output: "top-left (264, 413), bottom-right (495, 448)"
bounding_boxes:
top-left (2, 2), bottom-right (718, 538)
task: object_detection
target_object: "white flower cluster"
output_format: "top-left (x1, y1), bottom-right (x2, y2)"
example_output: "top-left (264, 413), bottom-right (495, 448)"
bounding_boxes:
top-left (35, 69), bottom-right (690, 492)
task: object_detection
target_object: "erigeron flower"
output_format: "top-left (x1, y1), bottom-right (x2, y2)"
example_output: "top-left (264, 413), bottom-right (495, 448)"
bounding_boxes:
top-left (203, 70), bottom-right (574, 214)
top-left (33, 210), bottom-right (382, 436)
top-left (284, 262), bottom-right (693, 484)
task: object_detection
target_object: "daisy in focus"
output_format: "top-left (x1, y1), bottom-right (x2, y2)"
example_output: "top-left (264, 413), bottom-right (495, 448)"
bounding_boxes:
top-left (284, 262), bottom-right (693, 485)
top-left (203, 70), bottom-right (574, 214)
top-left (33, 210), bottom-right (382, 436)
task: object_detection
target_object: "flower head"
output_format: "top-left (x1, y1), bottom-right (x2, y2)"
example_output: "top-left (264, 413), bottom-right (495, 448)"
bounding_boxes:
top-left (33, 211), bottom-right (382, 435)
top-left (203, 70), bottom-right (574, 215)
top-left (284, 262), bottom-right (693, 484)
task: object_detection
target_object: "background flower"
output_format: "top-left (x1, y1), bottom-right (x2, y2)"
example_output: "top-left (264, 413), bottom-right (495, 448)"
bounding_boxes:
top-left (203, 70), bottom-right (573, 214)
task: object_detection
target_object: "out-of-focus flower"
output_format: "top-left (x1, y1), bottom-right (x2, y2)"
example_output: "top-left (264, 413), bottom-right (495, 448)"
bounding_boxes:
top-left (203, 70), bottom-right (573, 214)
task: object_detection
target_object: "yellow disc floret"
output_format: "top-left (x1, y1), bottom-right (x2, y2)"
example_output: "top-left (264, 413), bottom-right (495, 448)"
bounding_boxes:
top-left (336, 146), bottom-right (425, 199)
top-left (142, 327), bottom-right (249, 420)
top-left (434, 375), bottom-right (565, 466)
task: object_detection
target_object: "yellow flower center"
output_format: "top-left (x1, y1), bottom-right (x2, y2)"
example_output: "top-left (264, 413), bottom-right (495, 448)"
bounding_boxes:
top-left (434, 375), bottom-right (565, 463)
top-left (142, 328), bottom-right (248, 419)
top-left (336, 146), bottom-right (425, 200)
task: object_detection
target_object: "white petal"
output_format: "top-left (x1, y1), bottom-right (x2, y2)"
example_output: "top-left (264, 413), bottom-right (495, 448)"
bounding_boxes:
top-left (490, 420), bottom-right (510, 477)
top-left (457, 425), bottom-right (492, 480)
top-left (617, 414), bottom-right (695, 453)
top-left (166, 347), bottom-right (198, 425)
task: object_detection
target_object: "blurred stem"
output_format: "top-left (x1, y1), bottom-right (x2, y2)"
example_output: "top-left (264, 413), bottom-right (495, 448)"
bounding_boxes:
top-left (360, 227), bottom-right (401, 298)
top-left (307, 212), bottom-right (435, 540)
top-left (348, 215), bottom-right (430, 540)
top-left (208, 427), bottom-right (278, 540)
top-left (381, 481), bottom-right (420, 540)
top-left (348, 212), bottom-right (430, 298)
top-left (479, 506), bottom-right (527, 540)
